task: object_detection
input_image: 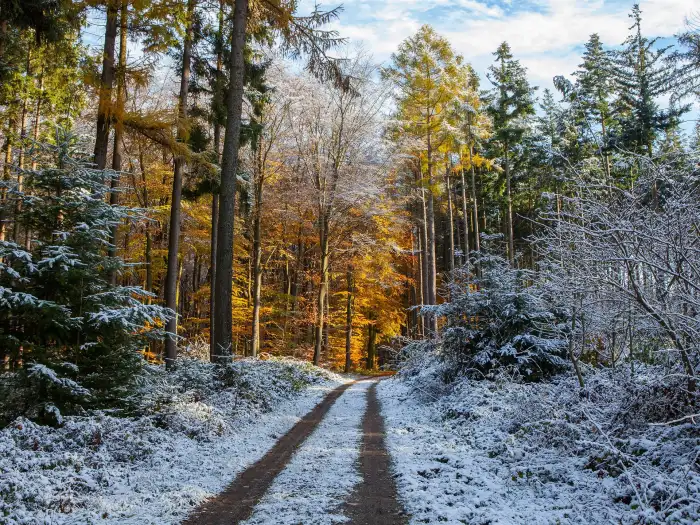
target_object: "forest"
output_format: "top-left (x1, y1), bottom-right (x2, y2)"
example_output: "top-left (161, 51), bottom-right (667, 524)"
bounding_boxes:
top-left (0, 0), bottom-right (700, 524)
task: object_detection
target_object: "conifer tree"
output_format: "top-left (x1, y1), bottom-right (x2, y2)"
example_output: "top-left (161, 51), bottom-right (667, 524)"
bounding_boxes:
top-left (566, 33), bottom-right (616, 182)
top-left (610, 4), bottom-right (688, 157)
top-left (0, 130), bottom-right (171, 424)
top-left (486, 42), bottom-right (536, 264)
top-left (383, 25), bottom-right (469, 334)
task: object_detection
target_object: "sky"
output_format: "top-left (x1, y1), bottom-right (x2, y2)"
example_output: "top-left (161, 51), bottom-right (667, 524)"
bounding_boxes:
top-left (296, 0), bottom-right (698, 125)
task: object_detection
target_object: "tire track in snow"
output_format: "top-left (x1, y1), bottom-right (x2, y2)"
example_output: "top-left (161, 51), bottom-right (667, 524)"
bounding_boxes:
top-left (182, 380), bottom-right (358, 525)
top-left (344, 381), bottom-right (408, 524)
top-left (239, 379), bottom-right (371, 525)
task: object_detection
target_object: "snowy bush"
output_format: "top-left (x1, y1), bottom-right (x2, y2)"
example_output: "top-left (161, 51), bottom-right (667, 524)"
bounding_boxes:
top-left (423, 247), bottom-right (569, 381)
top-left (0, 357), bottom-right (342, 523)
top-left (0, 130), bottom-right (172, 426)
top-left (386, 360), bottom-right (700, 524)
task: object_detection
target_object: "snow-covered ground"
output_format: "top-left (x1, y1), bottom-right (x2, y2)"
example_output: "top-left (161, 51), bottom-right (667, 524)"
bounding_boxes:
top-left (0, 358), bottom-right (345, 524)
top-left (379, 368), bottom-right (700, 525)
top-left (242, 380), bottom-right (371, 525)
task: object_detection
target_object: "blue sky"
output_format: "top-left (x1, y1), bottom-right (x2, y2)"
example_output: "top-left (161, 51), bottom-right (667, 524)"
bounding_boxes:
top-left (297, 0), bottom-right (698, 126)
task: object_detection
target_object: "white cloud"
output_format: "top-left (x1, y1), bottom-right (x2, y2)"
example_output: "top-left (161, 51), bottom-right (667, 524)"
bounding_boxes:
top-left (298, 0), bottom-right (696, 102)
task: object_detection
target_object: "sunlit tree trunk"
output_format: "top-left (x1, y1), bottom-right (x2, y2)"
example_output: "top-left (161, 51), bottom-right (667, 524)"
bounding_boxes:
top-left (165, 0), bottom-right (196, 368)
top-left (344, 270), bottom-right (354, 373)
top-left (213, 0), bottom-right (249, 360)
top-left (94, 1), bottom-right (118, 171)
top-left (107, 0), bottom-right (128, 285)
top-left (445, 156), bottom-right (455, 272)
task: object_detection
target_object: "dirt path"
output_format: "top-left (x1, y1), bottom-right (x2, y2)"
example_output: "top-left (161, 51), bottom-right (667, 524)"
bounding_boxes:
top-left (182, 381), bottom-right (354, 525)
top-left (344, 381), bottom-right (409, 525)
top-left (183, 379), bottom-right (408, 525)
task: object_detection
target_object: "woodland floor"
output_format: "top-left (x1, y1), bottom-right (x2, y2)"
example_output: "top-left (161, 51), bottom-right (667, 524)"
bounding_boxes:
top-left (182, 378), bottom-right (408, 525)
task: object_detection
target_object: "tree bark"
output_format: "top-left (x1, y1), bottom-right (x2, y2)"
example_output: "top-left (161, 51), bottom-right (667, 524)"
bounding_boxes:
top-left (0, 115), bottom-right (15, 243)
top-left (94, 1), bottom-right (118, 171)
top-left (366, 317), bottom-right (377, 370)
top-left (164, 0), bottom-right (196, 368)
top-left (313, 213), bottom-right (329, 365)
top-left (209, 0), bottom-right (224, 361)
top-left (445, 156), bottom-right (455, 272)
top-left (213, 0), bottom-right (249, 361)
top-left (470, 145), bottom-right (480, 255)
top-left (13, 48), bottom-right (31, 243)
top-left (250, 158), bottom-right (263, 357)
top-left (344, 270), bottom-right (354, 373)
top-left (504, 140), bottom-right (514, 265)
top-left (107, 0), bottom-right (128, 285)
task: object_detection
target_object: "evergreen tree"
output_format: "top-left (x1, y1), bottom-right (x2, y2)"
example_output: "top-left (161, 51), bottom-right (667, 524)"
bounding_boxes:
top-left (486, 42), bottom-right (536, 264)
top-left (610, 4), bottom-right (688, 156)
top-left (559, 33), bottom-right (616, 183)
top-left (0, 130), bottom-right (171, 425)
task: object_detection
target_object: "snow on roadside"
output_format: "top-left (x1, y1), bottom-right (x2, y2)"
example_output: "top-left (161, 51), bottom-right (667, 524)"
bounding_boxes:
top-left (241, 379), bottom-right (372, 525)
top-left (0, 358), bottom-right (346, 525)
top-left (378, 376), bottom-right (625, 525)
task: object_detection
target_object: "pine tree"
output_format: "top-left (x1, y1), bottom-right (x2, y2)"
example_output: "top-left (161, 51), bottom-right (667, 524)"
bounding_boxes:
top-left (486, 42), bottom-right (536, 264)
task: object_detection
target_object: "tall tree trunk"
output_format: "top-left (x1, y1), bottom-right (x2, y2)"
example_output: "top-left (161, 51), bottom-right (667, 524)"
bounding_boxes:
top-left (94, 1), bottom-right (118, 171)
top-left (504, 141), bottom-right (514, 265)
top-left (415, 227), bottom-right (425, 337)
top-left (24, 71), bottom-right (43, 250)
top-left (13, 48), bottom-right (31, 243)
top-left (213, 0), bottom-right (249, 360)
top-left (313, 213), bottom-right (329, 365)
top-left (419, 189), bottom-right (430, 331)
top-left (138, 148), bottom-right (152, 299)
top-left (445, 157), bottom-right (455, 272)
top-left (426, 133), bottom-right (438, 334)
top-left (107, 0), bottom-right (128, 285)
top-left (250, 169), bottom-right (263, 357)
top-left (344, 270), bottom-right (354, 373)
top-left (209, 0), bottom-right (224, 361)
top-left (164, 0), bottom-right (196, 368)
top-left (0, 114), bottom-right (16, 243)
top-left (470, 146), bottom-right (480, 255)
top-left (459, 154), bottom-right (470, 266)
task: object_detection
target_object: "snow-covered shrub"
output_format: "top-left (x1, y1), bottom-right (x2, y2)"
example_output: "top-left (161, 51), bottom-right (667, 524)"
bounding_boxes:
top-left (0, 130), bottom-right (172, 426)
top-left (426, 247), bottom-right (569, 381)
top-left (0, 357), bottom-right (342, 523)
top-left (536, 156), bottom-right (700, 395)
top-left (386, 361), bottom-right (700, 524)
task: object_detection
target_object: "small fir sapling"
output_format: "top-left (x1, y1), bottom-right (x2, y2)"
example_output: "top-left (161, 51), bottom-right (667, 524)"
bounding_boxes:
top-left (423, 237), bottom-right (569, 381)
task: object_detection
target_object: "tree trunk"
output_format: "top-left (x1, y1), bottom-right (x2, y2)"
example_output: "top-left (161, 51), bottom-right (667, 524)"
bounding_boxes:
top-left (94, 1), bottom-right (118, 171)
top-left (250, 173), bottom-right (263, 357)
top-left (313, 213), bottom-right (329, 365)
top-left (0, 116), bottom-right (15, 243)
top-left (107, 0), bottom-right (128, 285)
top-left (13, 48), bottom-right (31, 243)
top-left (445, 156), bottom-right (455, 272)
top-left (209, 0), bottom-right (224, 361)
top-left (469, 147), bottom-right (480, 255)
top-left (426, 187), bottom-right (437, 332)
top-left (366, 318), bottom-right (377, 370)
top-left (344, 270), bottom-right (354, 373)
top-left (504, 141), bottom-right (514, 265)
top-left (213, 0), bottom-right (249, 361)
top-left (164, 0), bottom-right (196, 368)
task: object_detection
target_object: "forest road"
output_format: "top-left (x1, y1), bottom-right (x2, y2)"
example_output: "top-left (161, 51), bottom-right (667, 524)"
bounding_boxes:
top-left (182, 378), bottom-right (408, 525)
